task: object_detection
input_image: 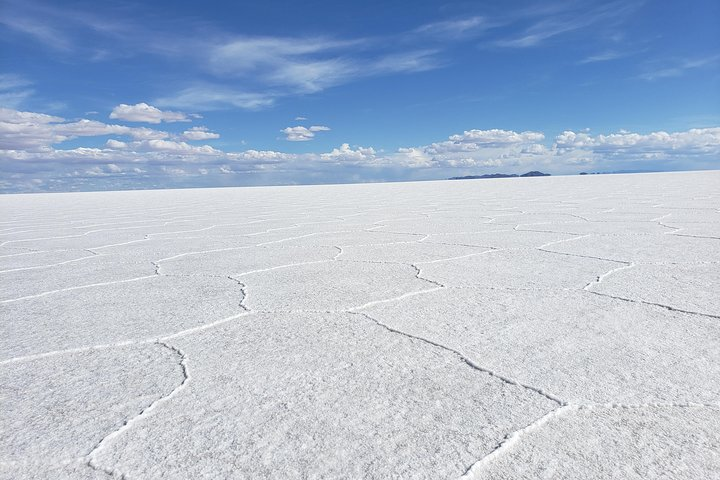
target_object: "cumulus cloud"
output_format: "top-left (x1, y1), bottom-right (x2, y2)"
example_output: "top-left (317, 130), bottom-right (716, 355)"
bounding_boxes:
top-left (181, 126), bottom-right (220, 141)
top-left (320, 143), bottom-right (378, 164)
top-left (555, 128), bottom-right (720, 157)
top-left (139, 139), bottom-right (222, 155)
top-left (392, 147), bottom-right (434, 168)
top-left (105, 139), bottom-right (127, 149)
top-left (109, 102), bottom-right (190, 123)
top-left (228, 149), bottom-right (295, 163)
top-left (0, 109), bottom-right (169, 151)
top-left (448, 129), bottom-right (545, 145)
top-left (282, 125), bottom-right (330, 141)
top-left (0, 107), bottom-right (62, 124)
top-left (161, 166), bottom-right (188, 175)
top-left (394, 129), bottom-right (549, 169)
top-left (82, 163), bottom-right (123, 176)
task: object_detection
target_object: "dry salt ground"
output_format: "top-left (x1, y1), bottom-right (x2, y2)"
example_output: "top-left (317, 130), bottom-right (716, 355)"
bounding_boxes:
top-left (1, 171), bottom-right (719, 479)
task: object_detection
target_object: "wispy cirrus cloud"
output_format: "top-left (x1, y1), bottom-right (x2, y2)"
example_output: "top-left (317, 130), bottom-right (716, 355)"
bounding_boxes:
top-left (579, 50), bottom-right (633, 64)
top-left (154, 85), bottom-right (276, 111)
top-left (0, 74), bottom-right (34, 109)
top-left (0, 12), bottom-right (72, 51)
top-left (0, 0), bottom-right (136, 56)
top-left (639, 55), bottom-right (720, 81)
top-left (494, 1), bottom-right (643, 48)
top-left (1, 3), bottom-right (473, 111)
top-left (207, 37), bottom-right (359, 76)
top-left (0, 0), bottom-right (667, 116)
top-left (412, 16), bottom-right (490, 40)
top-left (153, 37), bottom-right (442, 110)
top-left (204, 34), bottom-right (441, 95)
top-left (0, 73), bottom-right (33, 92)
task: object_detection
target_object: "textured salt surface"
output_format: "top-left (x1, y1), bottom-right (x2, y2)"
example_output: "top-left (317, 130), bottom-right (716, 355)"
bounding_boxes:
top-left (1, 171), bottom-right (718, 479)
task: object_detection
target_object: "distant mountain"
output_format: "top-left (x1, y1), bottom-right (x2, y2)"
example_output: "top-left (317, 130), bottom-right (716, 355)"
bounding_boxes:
top-left (449, 171), bottom-right (550, 180)
top-left (520, 171), bottom-right (551, 177)
top-left (579, 170), bottom-right (661, 175)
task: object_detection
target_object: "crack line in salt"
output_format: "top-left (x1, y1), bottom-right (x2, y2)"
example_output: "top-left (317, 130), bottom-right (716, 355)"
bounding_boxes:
top-left (85, 341), bottom-right (191, 478)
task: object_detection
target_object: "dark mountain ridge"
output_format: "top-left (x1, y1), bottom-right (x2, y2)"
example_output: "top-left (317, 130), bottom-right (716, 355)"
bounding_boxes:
top-left (449, 171), bottom-right (550, 180)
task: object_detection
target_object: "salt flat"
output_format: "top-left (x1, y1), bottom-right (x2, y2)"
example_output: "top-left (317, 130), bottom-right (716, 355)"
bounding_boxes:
top-left (1, 171), bottom-right (719, 479)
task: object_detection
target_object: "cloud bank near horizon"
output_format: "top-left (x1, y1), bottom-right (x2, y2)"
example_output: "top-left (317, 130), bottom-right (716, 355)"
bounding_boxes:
top-left (1, 105), bottom-right (719, 192)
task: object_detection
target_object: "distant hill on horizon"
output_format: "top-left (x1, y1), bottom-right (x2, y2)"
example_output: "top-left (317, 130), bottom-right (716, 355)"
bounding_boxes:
top-left (578, 169), bottom-right (662, 175)
top-left (449, 171), bottom-right (551, 180)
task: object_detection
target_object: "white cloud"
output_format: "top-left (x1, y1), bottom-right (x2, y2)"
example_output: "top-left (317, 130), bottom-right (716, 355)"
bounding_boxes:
top-left (105, 139), bottom-right (127, 149)
top-left (84, 166), bottom-right (109, 176)
top-left (0, 108), bottom-right (168, 150)
top-left (295, 116), bottom-right (308, 121)
top-left (320, 143), bottom-right (378, 164)
top-left (140, 139), bottom-right (223, 155)
top-left (0, 107), bottom-right (63, 124)
top-left (393, 147), bottom-right (434, 168)
top-left (60, 120), bottom-right (168, 141)
top-left (270, 58), bottom-right (356, 93)
top-left (555, 128), bottom-right (720, 157)
top-left (448, 129), bottom-right (545, 144)
top-left (282, 125), bottom-right (330, 142)
top-left (122, 126), bottom-right (169, 141)
top-left (110, 103), bottom-right (190, 123)
top-left (161, 166), bottom-right (188, 175)
top-left (397, 129), bottom-right (549, 169)
top-left (3, 107), bottom-right (720, 190)
top-left (181, 126), bottom-right (220, 141)
top-left (230, 149), bottom-right (294, 162)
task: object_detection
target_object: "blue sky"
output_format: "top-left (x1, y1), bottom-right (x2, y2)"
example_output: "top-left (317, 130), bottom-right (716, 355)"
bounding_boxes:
top-left (0, 0), bottom-right (719, 192)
